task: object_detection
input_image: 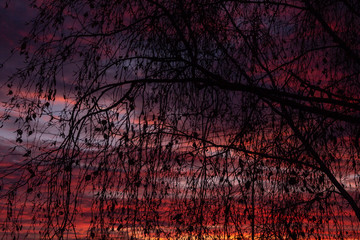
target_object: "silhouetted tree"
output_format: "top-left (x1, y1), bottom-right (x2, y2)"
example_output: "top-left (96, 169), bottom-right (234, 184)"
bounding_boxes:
top-left (1, 0), bottom-right (359, 239)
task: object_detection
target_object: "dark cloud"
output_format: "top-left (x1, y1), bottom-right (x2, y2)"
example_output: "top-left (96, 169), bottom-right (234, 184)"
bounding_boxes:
top-left (0, 2), bottom-right (36, 83)
top-left (0, 2), bottom-right (35, 49)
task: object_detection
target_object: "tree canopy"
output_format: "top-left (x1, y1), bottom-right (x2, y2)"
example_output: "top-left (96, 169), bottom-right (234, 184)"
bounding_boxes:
top-left (1, 0), bottom-right (360, 239)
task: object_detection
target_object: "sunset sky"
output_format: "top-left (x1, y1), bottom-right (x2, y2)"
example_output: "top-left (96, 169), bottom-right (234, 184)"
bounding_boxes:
top-left (0, 1), bottom-right (359, 239)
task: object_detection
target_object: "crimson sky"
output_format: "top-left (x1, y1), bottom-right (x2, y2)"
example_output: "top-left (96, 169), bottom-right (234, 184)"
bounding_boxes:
top-left (0, 1), bottom-right (359, 239)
